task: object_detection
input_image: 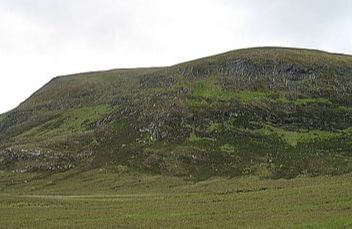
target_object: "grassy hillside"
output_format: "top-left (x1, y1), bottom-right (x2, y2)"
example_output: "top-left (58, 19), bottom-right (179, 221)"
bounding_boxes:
top-left (0, 47), bottom-right (352, 179)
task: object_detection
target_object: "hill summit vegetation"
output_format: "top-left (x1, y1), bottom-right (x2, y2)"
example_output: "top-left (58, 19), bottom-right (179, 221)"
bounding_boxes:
top-left (1, 47), bottom-right (352, 179)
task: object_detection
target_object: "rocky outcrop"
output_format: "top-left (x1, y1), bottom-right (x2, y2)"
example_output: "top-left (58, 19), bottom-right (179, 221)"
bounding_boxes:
top-left (0, 148), bottom-right (94, 173)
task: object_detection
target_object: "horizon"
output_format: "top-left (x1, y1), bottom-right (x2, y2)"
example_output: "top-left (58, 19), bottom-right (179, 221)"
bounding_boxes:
top-left (54, 46), bottom-right (352, 77)
top-left (1, 0), bottom-right (352, 113)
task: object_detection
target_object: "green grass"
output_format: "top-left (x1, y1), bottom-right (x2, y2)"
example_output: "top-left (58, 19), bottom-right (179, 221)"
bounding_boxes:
top-left (62, 104), bottom-right (112, 130)
top-left (193, 78), bottom-right (235, 101)
top-left (235, 90), bottom-right (275, 103)
top-left (0, 169), bottom-right (352, 228)
top-left (188, 130), bottom-right (203, 142)
top-left (220, 143), bottom-right (237, 154)
top-left (17, 105), bottom-right (112, 139)
top-left (346, 127), bottom-right (352, 135)
top-left (192, 78), bottom-right (274, 103)
top-left (188, 78), bottom-right (276, 108)
top-left (295, 97), bottom-right (332, 106)
top-left (254, 126), bottom-right (341, 147)
top-left (187, 129), bottom-right (215, 144)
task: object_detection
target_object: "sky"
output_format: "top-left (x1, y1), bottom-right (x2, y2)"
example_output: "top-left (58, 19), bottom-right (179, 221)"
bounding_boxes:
top-left (0, 0), bottom-right (352, 114)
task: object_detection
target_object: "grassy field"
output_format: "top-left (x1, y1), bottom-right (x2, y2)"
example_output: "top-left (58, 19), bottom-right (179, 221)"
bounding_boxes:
top-left (1, 169), bottom-right (352, 228)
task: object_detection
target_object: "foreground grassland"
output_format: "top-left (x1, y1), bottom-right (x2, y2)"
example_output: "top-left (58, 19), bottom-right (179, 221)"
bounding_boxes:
top-left (0, 170), bottom-right (352, 228)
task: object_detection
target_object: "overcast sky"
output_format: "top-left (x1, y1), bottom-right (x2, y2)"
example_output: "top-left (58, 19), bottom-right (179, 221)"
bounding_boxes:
top-left (1, 0), bottom-right (352, 113)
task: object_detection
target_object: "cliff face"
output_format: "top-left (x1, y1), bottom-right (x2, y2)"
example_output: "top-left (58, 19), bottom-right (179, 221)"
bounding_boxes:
top-left (1, 47), bottom-right (352, 179)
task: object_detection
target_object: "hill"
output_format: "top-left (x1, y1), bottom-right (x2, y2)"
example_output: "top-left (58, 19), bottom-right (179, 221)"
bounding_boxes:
top-left (1, 47), bottom-right (352, 179)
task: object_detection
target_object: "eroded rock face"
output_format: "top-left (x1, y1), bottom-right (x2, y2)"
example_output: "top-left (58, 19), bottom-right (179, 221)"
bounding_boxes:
top-left (0, 148), bottom-right (94, 173)
top-left (221, 59), bottom-right (257, 76)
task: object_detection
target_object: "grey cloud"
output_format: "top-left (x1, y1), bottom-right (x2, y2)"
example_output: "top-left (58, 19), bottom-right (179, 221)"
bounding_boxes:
top-left (220, 0), bottom-right (352, 53)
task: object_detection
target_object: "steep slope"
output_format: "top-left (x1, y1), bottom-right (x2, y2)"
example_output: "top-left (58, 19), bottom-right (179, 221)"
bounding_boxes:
top-left (1, 47), bottom-right (352, 179)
